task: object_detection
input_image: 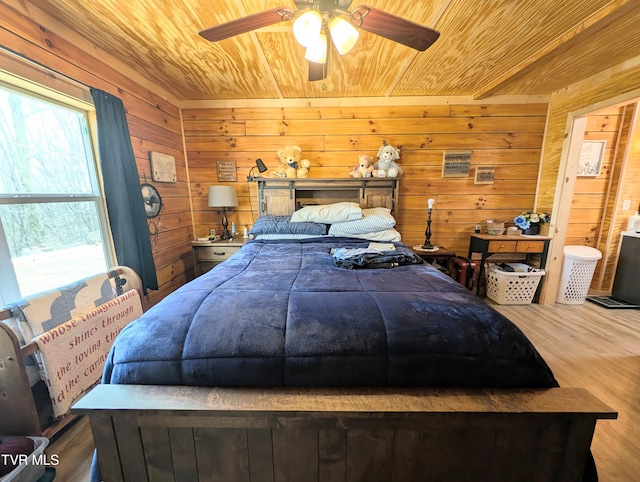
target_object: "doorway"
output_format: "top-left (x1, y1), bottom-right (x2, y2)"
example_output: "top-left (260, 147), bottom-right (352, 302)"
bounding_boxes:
top-left (542, 98), bottom-right (640, 304)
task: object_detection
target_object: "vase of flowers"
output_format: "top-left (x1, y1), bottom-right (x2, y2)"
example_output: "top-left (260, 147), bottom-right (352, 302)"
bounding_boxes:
top-left (513, 211), bottom-right (550, 235)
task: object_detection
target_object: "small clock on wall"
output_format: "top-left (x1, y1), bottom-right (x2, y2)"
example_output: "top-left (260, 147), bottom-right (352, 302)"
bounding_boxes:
top-left (141, 183), bottom-right (162, 218)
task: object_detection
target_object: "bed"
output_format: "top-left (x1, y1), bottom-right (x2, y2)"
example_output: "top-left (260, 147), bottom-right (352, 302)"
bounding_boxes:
top-left (72, 185), bottom-right (615, 482)
top-left (100, 236), bottom-right (559, 389)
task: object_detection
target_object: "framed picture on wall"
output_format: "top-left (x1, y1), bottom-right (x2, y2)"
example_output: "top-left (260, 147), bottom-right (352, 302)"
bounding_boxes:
top-left (216, 161), bottom-right (237, 181)
top-left (442, 151), bottom-right (472, 177)
top-left (474, 166), bottom-right (495, 184)
top-left (578, 140), bottom-right (606, 177)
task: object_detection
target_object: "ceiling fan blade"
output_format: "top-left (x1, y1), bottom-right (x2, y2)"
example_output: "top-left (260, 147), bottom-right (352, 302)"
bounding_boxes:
top-left (199, 7), bottom-right (294, 42)
top-left (308, 61), bottom-right (327, 81)
top-left (350, 5), bottom-right (440, 51)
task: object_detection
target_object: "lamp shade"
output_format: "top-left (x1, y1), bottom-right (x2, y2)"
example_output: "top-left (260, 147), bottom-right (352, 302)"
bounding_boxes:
top-left (255, 158), bottom-right (268, 173)
top-left (305, 32), bottom-right (327, 64)
top-left (247, 159), bottom-right (268, 181)
top-left (329, 16), bottom-right (359, 55)
top-left (293, 10), bottom-right (322, 47)
top-left (208, 186), bottom-right (238, 207)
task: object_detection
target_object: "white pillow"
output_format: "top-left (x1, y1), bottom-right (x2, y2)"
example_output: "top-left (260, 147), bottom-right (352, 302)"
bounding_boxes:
top-left (328, 208), bottom-right (396, 236)
top-left (290, 202), bottom-right (362, 224)
top-left (350, 228), bottom-right (402, 242)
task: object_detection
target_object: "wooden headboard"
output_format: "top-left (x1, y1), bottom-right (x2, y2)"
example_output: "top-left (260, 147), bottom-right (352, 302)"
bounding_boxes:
top-left (255, 178), bottom-right (398, 217)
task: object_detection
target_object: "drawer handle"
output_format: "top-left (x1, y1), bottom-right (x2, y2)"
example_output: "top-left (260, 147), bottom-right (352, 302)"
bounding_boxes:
top-left (213, 251), bottom-right (226, 256)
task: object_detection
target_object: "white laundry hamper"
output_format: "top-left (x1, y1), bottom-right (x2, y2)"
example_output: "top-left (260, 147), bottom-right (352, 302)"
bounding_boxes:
top-left (556, 246), bottom-right (602, 304)
top-left (485, 263), bottom-right (545, 305)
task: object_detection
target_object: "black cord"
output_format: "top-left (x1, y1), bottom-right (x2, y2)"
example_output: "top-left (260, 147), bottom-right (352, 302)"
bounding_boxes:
top-left (247, 178), bottom-right (257, 223)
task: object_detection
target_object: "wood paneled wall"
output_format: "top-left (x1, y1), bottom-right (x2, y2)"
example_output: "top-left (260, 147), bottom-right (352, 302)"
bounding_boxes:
top-left (566, 106), bottom-right (624, 249)
top-left (596, 104), bottom-right (640, 290)
top-left (183, 102), bottom-right (548, 254)
top-left (0, 1), bottom-right (193, 307)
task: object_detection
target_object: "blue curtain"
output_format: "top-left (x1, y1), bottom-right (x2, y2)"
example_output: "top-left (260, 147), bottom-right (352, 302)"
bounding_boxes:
top-left (90, 88), bottom-right (158, 292)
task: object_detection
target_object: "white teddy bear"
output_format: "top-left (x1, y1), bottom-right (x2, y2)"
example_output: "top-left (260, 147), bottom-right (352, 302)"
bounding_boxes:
top-left (373, 143), bottom-right (403, 177)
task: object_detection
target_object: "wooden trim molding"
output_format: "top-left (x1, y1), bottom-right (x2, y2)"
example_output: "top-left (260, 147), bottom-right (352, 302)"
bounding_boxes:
top-left (180, 95), bottom-right (551, 110)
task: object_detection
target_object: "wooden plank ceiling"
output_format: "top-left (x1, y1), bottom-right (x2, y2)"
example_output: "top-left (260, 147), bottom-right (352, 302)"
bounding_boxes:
top-left (22, 0), bottom-right (640, 100)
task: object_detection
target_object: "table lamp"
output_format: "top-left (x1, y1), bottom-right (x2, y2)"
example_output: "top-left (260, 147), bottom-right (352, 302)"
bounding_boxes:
top-left (247, 158), bottom-right (268, 181)
top-left (208, 186), bottom-right (238, 240)
top-left (422, 198), bottom-right (437, 251)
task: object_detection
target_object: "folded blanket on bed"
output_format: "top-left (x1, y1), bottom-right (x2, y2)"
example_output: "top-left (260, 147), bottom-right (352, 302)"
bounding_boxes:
top-left (331, 245), bottom-right (423, 269)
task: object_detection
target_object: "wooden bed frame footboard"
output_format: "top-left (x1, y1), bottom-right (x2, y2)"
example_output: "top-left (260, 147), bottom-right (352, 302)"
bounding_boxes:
top-left (72, 384), bottom-right (616, 482)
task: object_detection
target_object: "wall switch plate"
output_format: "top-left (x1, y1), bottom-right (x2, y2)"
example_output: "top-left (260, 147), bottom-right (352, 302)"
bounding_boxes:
top-left (622, 199), bottom-right (631, 211)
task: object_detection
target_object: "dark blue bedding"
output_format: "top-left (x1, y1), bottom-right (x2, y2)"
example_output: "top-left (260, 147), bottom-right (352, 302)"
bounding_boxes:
top-left (102, 237), bottom-right (557, 389)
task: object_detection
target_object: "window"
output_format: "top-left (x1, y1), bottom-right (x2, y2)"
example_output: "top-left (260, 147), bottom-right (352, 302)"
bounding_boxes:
top-left (0, 82), bottom-right (114, 303)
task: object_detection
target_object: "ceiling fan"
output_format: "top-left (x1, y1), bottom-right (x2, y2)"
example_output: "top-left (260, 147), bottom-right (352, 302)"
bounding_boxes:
top-left (198, 1), bottom-right (440, 81)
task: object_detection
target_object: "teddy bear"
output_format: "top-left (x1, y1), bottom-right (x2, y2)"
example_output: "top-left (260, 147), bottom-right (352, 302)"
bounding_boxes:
top-left (270, 145), bottom-right (311, 178)
top-left (349, 155), bottom-right (374, 178)
top-left (373, 142), bottom-right (403, 178)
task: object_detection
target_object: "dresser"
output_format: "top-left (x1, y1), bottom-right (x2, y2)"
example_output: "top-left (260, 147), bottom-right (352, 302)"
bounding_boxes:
top-left (192, 238), bottom-right (250, 276)
top-left (468, 234), bottom-right (551, 302)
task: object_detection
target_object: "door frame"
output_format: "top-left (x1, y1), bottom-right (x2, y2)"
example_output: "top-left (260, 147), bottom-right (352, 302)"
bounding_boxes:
top-left (540, 90), bottom-right (640, 304)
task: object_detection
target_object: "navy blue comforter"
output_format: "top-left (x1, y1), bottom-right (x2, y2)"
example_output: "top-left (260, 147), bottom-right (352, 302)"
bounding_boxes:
top-left (102, 238), bottom-right (557, 389)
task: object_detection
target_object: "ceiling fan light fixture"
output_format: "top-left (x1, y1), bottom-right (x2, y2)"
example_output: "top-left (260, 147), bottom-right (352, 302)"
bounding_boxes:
top-left (304, 32), bottom-right (327, 64)
top-left (328, 16), bottom-right (359, 55)
top-left (293, 10), bottom-right (323, 47)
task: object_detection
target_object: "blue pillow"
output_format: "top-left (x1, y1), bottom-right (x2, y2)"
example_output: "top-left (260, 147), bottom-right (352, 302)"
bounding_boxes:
top-left (250, 216), bottom-right (326, 235)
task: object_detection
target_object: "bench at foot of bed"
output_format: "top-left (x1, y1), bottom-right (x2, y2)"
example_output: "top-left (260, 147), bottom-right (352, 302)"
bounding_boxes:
top-left (72, 385), bottom-right (616, 482)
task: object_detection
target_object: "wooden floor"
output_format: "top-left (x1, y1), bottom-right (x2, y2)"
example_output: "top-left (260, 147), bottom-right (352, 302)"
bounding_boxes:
top-left (45, 301), bottom-right (640, 481)
top-left (492, 301), bottom-right (640, 482)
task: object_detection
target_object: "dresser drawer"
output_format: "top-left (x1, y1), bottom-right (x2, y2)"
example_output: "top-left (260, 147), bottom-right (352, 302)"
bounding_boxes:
top-left (197, 261), bottom-right (217, 275)
top-left (196, 245), bottom-right (241, 261)
top-left (516, 241), bottom-right (545, 253)
top-left (487, 241), bottom-right (517, 252)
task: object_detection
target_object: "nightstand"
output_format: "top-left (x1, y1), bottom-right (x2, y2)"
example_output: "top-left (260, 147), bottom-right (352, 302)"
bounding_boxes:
top-left (412, 246), bottom-right (457, 277)
top-left (192, 238), bottom-right (251, 276)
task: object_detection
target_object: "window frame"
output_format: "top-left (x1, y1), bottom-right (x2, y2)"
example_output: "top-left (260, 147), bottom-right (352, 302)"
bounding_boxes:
top-left (0, 72), bottom-right (116, 304)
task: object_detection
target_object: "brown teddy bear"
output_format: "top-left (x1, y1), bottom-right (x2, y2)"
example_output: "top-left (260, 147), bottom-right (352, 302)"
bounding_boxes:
top-left (349, 155), bottom-right (374, 178)
top-left (270, 145), bottom-right (311, 178)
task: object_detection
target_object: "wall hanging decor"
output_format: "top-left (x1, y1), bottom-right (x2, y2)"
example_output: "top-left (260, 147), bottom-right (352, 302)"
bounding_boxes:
top-left (149, 151), bottom-right (176, 183)
top-left (442, 151), bottom-right (472, 178)
top-left (578, 140), bottom-right (606, 177)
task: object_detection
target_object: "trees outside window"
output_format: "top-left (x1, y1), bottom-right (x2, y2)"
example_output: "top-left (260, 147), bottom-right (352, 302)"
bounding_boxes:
top-left (0, 83), bottom-right (114, 303)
